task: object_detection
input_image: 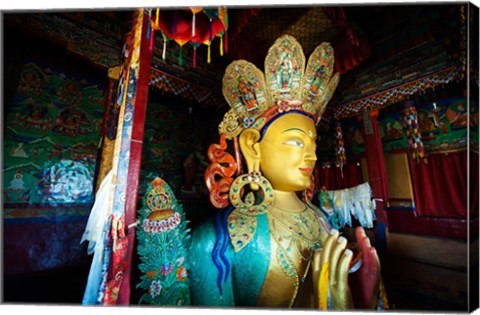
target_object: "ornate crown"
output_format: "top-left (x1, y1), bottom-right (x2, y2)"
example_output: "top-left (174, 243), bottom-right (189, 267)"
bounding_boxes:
top-left (219, 35), bottom-right (340, 139)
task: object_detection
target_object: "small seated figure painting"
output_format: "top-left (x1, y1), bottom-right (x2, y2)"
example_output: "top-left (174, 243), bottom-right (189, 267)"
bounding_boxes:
top-left (138, 35), bottom-right (385, 310)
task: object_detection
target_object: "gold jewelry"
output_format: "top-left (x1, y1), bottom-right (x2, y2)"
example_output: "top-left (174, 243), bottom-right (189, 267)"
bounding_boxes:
top-left (229, 171), bottom-right (274, 216)
top-left (269, 205), bottom-right (322, 246)
top-left (268, 204), bottom-right (324, 307)
top-left (218, 109), bottom-right (242, 139)
top-left (227, 209), bottom-right (259, 253)
top-left (227, 171), bottom-right (274, 252)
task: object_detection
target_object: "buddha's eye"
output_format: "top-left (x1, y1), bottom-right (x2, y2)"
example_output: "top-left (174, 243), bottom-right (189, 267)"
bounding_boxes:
top-left (283, 140), bottom-right (304, 148)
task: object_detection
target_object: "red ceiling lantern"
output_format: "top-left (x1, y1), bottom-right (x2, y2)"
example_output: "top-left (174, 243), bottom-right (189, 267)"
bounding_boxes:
top-left (150, 7), bottom-right (228, 67)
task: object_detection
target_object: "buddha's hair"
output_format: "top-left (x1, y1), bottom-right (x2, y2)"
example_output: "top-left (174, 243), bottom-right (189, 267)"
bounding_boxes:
top-left (258, 110), bottom-right (315, 142)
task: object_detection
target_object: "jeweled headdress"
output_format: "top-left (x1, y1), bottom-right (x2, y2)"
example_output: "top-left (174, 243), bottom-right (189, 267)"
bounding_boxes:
top-left (206, 35), bottom-right (340, 210)
top-left (219, 34), bottom-right (340, 139)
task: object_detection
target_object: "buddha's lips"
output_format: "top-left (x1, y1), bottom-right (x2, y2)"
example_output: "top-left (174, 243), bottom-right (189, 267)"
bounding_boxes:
top-left (299, 167), bottom-right (313, 174)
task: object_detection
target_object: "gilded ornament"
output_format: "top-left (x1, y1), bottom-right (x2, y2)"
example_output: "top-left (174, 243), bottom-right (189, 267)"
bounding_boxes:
top-left (218, 108), bottom-right (242, 139)
top-left (228, 172), bottom-right (274, 216)
top-left (220, 34), bottom-right (339, 136)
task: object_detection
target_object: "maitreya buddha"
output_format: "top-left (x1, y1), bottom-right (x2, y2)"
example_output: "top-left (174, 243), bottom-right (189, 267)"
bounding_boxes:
top-left (135, 34), bottom-right (384, 309)
top-left (181, 35), bottom-right (383, 309)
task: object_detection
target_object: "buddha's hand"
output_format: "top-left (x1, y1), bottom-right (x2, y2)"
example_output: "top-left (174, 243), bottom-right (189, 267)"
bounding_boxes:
top-left (349, 227), bottom-right (380, 309)
top-left (313, 229), bottom-right (353, 310)
top-left (313, 228), bottom-right (380, 310)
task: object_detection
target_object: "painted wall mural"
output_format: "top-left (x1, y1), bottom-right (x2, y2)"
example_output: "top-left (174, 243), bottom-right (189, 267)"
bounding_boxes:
top-left (317, 116), bottom-right (365, 161)
top-left (378, 96), bottom-right (476, 152)
top-left (139, 99), bottom-right (222, 200)
top-left (319, 95), bottom-right (477, 162)
top-left (3, 62), bottom-right (105, 221)
top-left (342, 118), bottom-right (365, 156)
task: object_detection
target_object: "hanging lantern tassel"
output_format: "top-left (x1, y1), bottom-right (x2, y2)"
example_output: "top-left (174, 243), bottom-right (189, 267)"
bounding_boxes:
top-left (149, 27), bottom-right (155, 52)
top-left (146, 10), bottom-right (151, 41)
top-left (146, 25), bottom-right (150, 43)
top-left (220, 35), bottom-right (224, 56)
top-left (207, 43), bottom-right (211, 64)
top-left (162, 37), bottom-right (167, 61)
top-left (178, 45), bottom-right (183, 66)
top-left (192, 12), bottom-right (196, 37)
top-left (193, 46), bottom-right (197, 68)
top-left (224, 30), bottom-right (228, 54)
top-left (209, 20), bottom-right (213, 42)
top-left (155, 8), bottom-right (159, 28)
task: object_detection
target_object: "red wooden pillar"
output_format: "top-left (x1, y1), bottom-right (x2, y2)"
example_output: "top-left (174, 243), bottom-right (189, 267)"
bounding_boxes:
top-left (362, 110), bottom-right (389, 253)
top-left (116, 10), bottom-right (153, 305)
top-left (82, 10), bottom-right (152, 306)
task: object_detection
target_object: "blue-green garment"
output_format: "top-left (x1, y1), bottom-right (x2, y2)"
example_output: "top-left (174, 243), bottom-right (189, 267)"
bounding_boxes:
top-left (188, 208), bottom-right (271, 306)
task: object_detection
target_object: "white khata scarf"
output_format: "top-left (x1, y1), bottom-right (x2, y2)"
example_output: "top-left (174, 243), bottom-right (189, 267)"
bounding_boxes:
top-left (326, 182), bottom-right (376, 228)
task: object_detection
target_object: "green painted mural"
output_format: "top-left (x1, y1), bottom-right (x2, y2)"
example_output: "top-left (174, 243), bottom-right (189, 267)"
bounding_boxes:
top-left (3, 62), bottom-right (106, 220)
top-left (318, 95), bottom-right (477, 162)
top-left (378, 96), bottom-right (477, 152)
top-left (139, 98), bottom-right (223, 201)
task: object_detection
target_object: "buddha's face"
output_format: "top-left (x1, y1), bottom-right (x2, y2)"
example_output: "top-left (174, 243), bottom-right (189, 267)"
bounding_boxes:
top-left (258, 113), bottom-right (317, 192)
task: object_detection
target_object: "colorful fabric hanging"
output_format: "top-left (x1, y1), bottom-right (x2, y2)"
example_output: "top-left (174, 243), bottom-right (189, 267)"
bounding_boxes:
top-left (402, 100), bottom-right (425, 162)
top-left (334, 122), bottom-right (346, 162)
top-left (82, 9), bottom-right (147, 306)
top-left (334, 122), bottom-right (346, 178)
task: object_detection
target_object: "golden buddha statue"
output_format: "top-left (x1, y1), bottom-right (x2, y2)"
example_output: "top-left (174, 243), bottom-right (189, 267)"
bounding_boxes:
top-left (187, 35), bottom-right (382, 309)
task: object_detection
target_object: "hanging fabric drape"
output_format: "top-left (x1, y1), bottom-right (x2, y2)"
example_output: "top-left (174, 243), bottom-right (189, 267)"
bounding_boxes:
top-left (410, 150), bottom-right (469, 218)
top-left (362, 110), bottom-right (389, 224)
top-left (317, 160), bottom-right (363, 191)
top-left (322, 7), bottom-right (371, 74)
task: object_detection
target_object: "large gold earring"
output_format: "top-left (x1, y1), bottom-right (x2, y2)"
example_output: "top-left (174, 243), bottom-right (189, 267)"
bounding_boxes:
top-left (227, 170), bottom-right (274, 253)
top-left (229, 170), bottom-right (274, 215)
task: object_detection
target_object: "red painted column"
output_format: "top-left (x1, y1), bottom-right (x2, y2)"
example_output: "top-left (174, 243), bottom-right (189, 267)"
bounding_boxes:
top-left (117, 10), bottom-right (152, 305)
top-left (362, 110), bottom-right (389, 253)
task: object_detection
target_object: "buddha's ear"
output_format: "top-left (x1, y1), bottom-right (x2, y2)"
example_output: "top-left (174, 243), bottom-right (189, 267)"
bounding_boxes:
top-left (239, 128), bottom-right (261, 173)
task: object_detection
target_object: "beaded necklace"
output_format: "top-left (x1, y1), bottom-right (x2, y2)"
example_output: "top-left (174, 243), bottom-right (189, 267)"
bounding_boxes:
top-left (268, 204), bottom-right (323, 307)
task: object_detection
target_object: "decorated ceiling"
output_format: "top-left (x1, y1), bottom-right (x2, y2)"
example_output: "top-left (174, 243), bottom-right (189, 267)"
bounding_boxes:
top-left (4, 4), bottom-right (474, 125)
